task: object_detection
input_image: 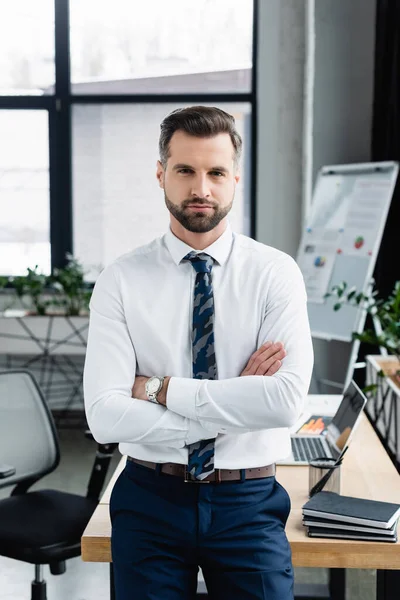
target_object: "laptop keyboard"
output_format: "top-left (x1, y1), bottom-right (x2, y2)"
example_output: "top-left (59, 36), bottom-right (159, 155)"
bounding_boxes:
top-left (291, 436), bottom-right (331, 462)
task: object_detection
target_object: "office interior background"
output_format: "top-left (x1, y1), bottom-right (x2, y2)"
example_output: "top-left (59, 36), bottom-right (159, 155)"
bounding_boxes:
top-left (0, 0), bottom-right (399, 599)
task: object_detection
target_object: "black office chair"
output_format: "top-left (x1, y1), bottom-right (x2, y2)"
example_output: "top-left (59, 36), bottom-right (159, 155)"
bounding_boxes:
top-left (0, 369), bottom-right (117, 600)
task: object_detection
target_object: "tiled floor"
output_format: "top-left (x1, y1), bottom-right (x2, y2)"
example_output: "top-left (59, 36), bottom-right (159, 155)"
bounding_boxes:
top-left (0, 429), bottom-right (376, 599)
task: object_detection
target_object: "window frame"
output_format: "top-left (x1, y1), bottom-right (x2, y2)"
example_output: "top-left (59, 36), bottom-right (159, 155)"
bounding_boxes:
top-left (0, 0), bottom-right (258, 279)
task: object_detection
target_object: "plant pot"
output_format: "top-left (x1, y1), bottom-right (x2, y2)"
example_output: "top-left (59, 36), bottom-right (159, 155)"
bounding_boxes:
top-left (366, 355), bottom-right (400, 467)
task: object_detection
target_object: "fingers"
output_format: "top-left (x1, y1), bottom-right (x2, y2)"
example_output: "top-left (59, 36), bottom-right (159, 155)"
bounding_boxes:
top-left (254, 348), bottom-right (286, 375)
top-left (246, 341), bottom-right (271, 361)
top-left (240, 341), bottom-right (286, 377)
top-left (245, 341), bottom-right (274, 371)
top-left (252, 342), bottom-right (286, 374)
top-left (264, 359), bottom-right (281, 376)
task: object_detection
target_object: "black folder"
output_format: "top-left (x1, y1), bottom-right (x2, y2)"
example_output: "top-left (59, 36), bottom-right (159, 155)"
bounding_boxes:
top-left (302, 491), bottom-right (400, 529)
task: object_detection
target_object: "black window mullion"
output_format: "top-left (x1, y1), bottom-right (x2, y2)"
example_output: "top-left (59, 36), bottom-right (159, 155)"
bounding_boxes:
top-left (70, 93), bottom-right (252, 104)
top-left (0, 97), bottom-right (53, 110)
top-left (52, 0), bottom-right (72, 271)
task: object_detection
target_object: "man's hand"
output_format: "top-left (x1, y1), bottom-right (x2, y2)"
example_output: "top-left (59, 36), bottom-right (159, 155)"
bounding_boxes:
top-left (240, 341), bottom-right (286, 377)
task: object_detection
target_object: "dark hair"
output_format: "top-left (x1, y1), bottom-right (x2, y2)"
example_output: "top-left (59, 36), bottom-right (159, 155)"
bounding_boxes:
top-left (159, 106), bottom-right (242, 168)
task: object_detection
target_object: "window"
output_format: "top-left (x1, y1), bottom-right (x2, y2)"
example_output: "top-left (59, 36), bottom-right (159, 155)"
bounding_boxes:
top-left (69, 0), bottom-right (253, 94)
top-left (0, 111), bottom-right (50, 275)
top-left (0, 0), bottom-right (55, 95)
top-left (0, 0), bottom-right (256, 278)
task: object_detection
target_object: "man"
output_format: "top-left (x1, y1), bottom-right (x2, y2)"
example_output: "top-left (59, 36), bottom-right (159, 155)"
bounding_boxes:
top-left (83, 106), bottom-right (314, 600)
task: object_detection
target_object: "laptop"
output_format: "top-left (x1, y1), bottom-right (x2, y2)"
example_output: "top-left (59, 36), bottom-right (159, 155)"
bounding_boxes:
top-left (278, 380), bottom-right (367, 466)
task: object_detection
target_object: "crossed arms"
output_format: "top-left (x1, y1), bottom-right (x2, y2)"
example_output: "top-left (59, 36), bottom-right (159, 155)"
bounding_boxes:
top-left (83, 257), bottom-right (314, 447)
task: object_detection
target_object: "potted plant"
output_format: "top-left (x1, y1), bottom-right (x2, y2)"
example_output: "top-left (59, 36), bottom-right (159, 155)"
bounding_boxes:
top-left (0, 258), bottom-right (93, 418)
top-left (326, 280), bottom-right (400, 387)
top-left (3, 255), bottom-right (93, 317)
top-left (51, 254), bottom-right (92, 316)
top-left (326, 280), bottom-right (400, 466)
top-left (9, 266), bottom-right (52, 316)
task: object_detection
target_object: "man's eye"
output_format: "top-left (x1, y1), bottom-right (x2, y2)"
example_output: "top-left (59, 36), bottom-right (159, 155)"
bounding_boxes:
top-left (178, 169), bottom-right (193, 174)
top-left (210, 171), bottom-right (224, 177)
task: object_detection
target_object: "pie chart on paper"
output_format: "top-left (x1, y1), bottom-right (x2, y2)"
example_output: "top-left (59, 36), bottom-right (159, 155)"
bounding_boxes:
top-left (354, 236), bottom-right (364, 250)
top-left (314, 256), bottom-right (326, 267)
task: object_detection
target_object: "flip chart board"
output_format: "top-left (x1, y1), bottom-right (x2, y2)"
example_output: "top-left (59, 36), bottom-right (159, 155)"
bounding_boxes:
top-left (297, 161), bottom-right (399, 341)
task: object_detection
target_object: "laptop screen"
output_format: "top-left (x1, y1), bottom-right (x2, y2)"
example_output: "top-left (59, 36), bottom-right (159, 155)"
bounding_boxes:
top-left (326, 380), bottom-right (367, 453)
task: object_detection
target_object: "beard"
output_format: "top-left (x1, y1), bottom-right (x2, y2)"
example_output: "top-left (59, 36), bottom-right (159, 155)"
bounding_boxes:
top-left (164, 192), bottom-right (233, 233)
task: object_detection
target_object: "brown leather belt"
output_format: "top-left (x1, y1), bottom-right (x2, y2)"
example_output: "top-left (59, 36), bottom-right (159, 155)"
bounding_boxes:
top-left (127, 456), bottom-right (276, 483)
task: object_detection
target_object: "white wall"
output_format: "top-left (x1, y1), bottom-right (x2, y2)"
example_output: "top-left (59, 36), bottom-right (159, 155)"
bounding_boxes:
top-left (256, 0), bottom-right (306, 258)
top-left (256, 0), bottom-right (377, 392)
top-left (256, 0), bottom-right (376, 252)
top-left (312, 0), bottom-right (377, 184)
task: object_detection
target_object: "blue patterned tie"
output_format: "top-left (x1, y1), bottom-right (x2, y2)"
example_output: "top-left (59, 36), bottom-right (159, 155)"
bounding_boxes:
top-left (182, 251), bottom-right (217, 480)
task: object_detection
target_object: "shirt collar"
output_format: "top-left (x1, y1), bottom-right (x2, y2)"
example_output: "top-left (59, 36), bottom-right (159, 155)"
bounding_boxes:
top-left (164, 220), bottom-right (233, 267)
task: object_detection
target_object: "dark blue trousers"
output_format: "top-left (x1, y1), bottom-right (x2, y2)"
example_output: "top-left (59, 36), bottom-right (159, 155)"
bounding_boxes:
top-left (109, 460), bottom-right (294, 600)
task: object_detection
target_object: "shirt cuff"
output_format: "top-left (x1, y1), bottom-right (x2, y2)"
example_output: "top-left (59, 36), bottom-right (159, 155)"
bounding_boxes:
top-left (166, 376), bottom-right (201, 420)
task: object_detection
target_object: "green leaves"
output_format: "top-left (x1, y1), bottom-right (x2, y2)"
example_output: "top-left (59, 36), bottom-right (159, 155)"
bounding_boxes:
top-left (50, 254), bottom-right (89, 316)
top-left (5, 256), bottom-right (93, 317)
top-left (8, 266), bottom-right (51, 315)
top-left (328, 280), bottom-right (400, 363)
top-left (362, 383), bottom-right (378, 394)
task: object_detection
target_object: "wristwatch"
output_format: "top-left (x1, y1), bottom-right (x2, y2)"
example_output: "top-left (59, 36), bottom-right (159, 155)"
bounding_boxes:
top-left (145, 376), bottom-right (165, 404)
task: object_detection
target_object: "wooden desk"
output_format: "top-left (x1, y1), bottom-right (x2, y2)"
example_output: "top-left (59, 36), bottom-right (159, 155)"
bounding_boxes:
top-left (82, 406), bottom-right (400, 600)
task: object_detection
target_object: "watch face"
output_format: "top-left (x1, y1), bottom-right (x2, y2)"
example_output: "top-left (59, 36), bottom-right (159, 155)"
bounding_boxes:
top-left (147, 378), bottom-right (160, 393)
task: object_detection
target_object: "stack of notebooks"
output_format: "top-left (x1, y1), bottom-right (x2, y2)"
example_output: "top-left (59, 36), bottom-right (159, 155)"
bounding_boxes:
top-left (302, 491), bottom-right (400, 543)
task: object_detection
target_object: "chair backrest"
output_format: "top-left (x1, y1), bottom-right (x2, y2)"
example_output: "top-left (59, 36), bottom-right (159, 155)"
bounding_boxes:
top-left (0, 370), bottom-right (60, 490)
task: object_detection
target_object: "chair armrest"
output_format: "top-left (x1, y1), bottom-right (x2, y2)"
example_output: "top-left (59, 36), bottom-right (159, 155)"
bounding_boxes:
top-left (0, 464), bottom-right (16, 479)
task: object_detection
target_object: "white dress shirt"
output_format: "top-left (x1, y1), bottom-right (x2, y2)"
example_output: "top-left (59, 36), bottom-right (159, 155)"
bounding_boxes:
top-left (83, 220), bottom-right (314, 468)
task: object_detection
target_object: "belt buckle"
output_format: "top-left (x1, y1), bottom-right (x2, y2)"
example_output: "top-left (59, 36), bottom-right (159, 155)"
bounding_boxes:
top-left (184, 465), bottom-right (212, 483)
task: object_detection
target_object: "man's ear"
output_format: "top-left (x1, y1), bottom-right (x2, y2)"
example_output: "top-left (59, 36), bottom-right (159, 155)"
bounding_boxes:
top-left (234, 170), bottom-right (241, 185)
top-left (156, 160), bottom-right (165, 189)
